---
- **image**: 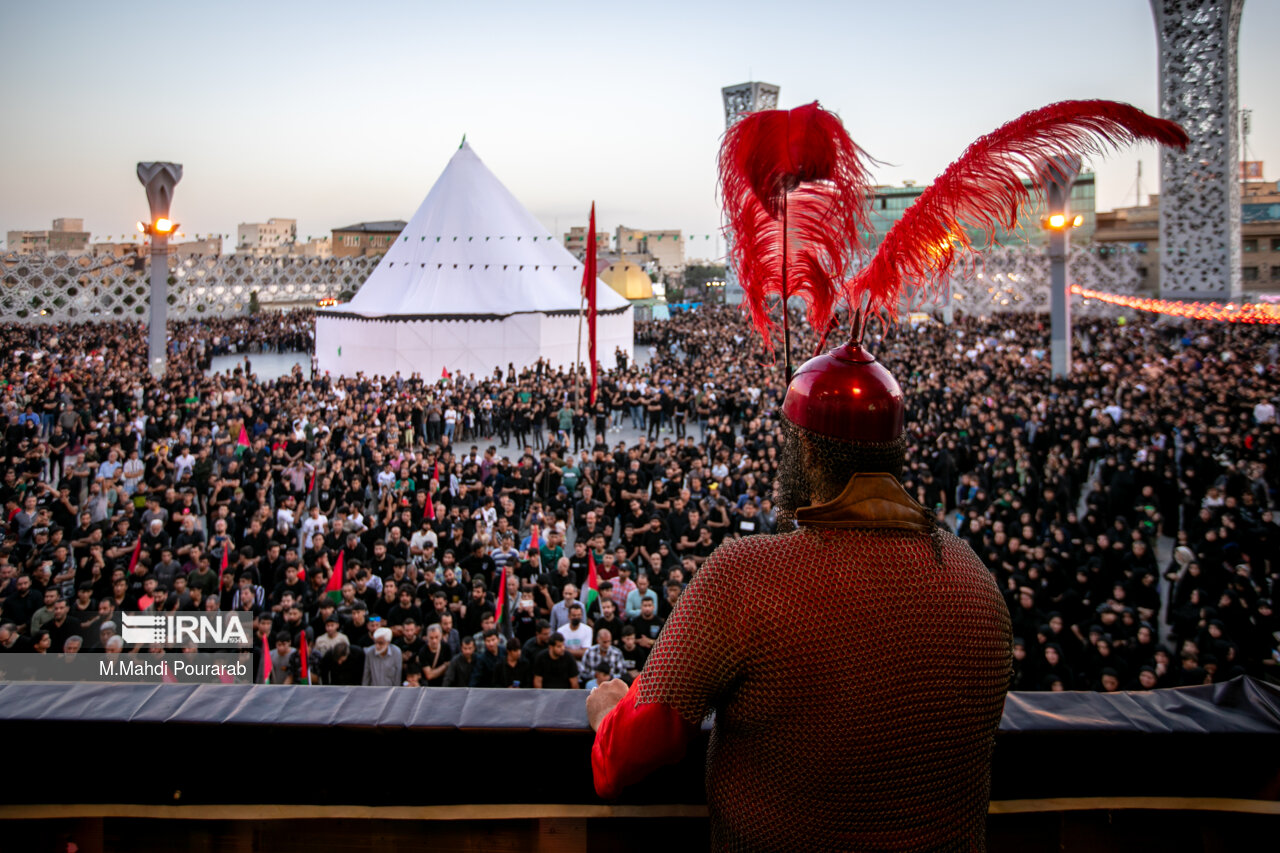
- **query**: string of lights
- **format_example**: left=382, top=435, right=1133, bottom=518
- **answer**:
left=1069, top=284, right=1280, bottom=324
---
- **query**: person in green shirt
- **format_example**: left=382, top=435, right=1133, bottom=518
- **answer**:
left=562, top=459, right=581, bottom=495
left=557, top=404, right=574, bottom=445
left=539, top=530, right=565, bottom=574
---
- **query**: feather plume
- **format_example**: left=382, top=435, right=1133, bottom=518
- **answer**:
left=719, top=102, right=872, bottom=347
left=848, top=99, right=1188, bottom=319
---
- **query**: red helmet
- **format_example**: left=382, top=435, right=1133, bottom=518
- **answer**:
left=780, top=330, right=903, bottom=444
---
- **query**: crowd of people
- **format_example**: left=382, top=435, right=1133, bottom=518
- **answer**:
left=1, top=302, right=1277, bottom=694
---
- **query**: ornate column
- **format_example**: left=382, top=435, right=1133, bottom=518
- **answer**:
left=1045, top=159, right=1081, bottom=379
left=1150, top=0, right=1245, bottom=298
left=137, top=162, right=183, bottom=376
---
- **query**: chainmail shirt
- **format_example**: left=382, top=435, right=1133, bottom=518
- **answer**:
left=635, top=523, right=1011, bottom=851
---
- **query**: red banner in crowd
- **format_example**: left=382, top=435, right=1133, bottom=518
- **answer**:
left=583, top=202, right=598, bottom=406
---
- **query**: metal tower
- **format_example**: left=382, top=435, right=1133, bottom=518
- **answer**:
left=1150, top=0, right=1245, bottom=298
left=721, top=82, right=780, bottom=306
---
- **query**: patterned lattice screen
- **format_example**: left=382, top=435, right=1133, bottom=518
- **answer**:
left=0, top=244, right=1137, bottom=325
left=0, top=252, right=379, bottom=324
left=941, top=244, right=1141, bottom=316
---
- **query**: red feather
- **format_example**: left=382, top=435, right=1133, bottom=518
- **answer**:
left=849, top=100, right=1189, bottom=319
left=719, top=102, right=871, bottom=347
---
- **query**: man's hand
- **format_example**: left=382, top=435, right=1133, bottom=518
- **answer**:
left=586, top=678, right=629, bottom=731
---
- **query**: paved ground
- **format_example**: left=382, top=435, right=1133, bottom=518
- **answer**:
left=207, top=351, right=309, bottom=381
left=208, top=347, right=669, bottom=460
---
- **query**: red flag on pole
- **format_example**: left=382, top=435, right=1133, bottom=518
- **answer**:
left=530, top=523, right=540, bottom=552
left=494, top=565, right=509, bottom=631
left=297, top=630, right=309, bottom=683
left=582, top=202, right=599, bottom=406
left=237, top=424, right=250, bottom=448
left=261, top=631, right=273, bottom=684
left=441, top=366, right=450, bottom=380
left=585, top=549, right=600, bottom=614
left=217, top=545, right=229, bottom=593
left=324, top=551, right=344, bottom=603
left=127, top=536, right=143, bottom=575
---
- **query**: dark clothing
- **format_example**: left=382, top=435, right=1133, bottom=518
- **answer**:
left=494, top=654, right=532, bottom=688
left=533, top=648, right=578, bottom=688
left=470, top=648, right=502, bottom=687
left=320, top=646, right=365, bottom=685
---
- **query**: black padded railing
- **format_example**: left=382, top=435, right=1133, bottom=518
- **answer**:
left=0, top=676, right=1275, bottom=811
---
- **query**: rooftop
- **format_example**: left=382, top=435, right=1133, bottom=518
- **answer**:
left=333, top=220, right=408, bottom=233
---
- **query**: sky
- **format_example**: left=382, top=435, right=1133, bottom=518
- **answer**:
left=2, top=0, right=1277, bottom=260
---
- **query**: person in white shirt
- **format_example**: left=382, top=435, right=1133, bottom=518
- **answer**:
left=276, top=504, right=295, bottom=533
left=375, top=464, right=396, bottom=497
left=121, top=451, right=145, bottom=497
left=558, top=603, right=593, bottom=660
left=1254, top=398, right=1276, bottom=425
left=174, top=448, right=196, bottom=482
left=410, top=523, right=438, bottom=559
left=300, top=506, right=328, bottom=550
left=444, top=407, right=458, bottom=439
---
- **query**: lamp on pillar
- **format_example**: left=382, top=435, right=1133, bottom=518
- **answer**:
left=136, top=162, right=183, bottom=377
left=1039, top=156, right=1082, bottom=379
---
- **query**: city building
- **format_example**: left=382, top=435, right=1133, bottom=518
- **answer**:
left=866, top=173, right=1097, bottom=249
left=564, top=225, right=611, bottom=256
left=1094, top=177, right=1280, bottom=294
left=331, top=220, right=407, bottom=257
left=90, top=236, right=223, bottom=259
left=292, top=237, right=332, bottom=258
left=237, top=218, right=297, bottom=255
left=6, top=218, right=90, bottom=255
left=615, top=225, right=685, bottom=271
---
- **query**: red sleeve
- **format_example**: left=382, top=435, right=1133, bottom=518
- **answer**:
left=591, top=675, right=698, bottom=799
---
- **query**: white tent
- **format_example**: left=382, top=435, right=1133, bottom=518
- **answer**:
left=315, top=142, right=633, bottom=379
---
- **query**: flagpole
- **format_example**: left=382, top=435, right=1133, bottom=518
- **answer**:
left=575, top=289, right=585, bottom=408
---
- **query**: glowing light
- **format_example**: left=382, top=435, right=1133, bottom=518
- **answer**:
left=1072, top=214, right=1084, bottom=228
left=153, top=218, right=175, bottom=234
left=135, top=221, right=146, bottom=233
left=1047, top=214, right=1066, bottom=229
left=1070, top=284, right=1280, bottom=324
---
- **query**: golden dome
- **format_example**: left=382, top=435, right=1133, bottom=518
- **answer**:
left=598, top=261, right=654, bottom=300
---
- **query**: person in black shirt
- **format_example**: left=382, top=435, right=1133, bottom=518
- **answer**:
left=568, top=540, right=591, bottom=583
left=533, top=633, right=579, bottom=689
left=417, top=624, right=452, bottom=686
left=522, top=620, right=552, bottom=661
left=387, top=588, right=424, bottom=636
left=319, top=638, right=365, bottom=686
left=459, top=579, right=493, bottom=636
left=347, top=605, right=375, bottom=648
left=617, top=625, right=648, bottom=675
left=593, top=596, right=625, bottom=645
left=398, top=619, right=426, bottom=673
left=629, top=597, right=664, bottom=650
left=271, top=564, right=308, bottom=610
left=494, top=642, right=532, bottom=688
left=658, top=580, right=683, bottom=620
